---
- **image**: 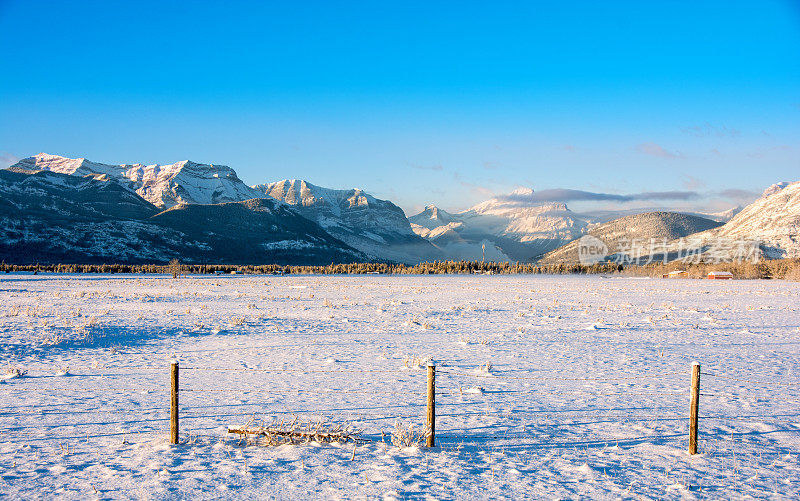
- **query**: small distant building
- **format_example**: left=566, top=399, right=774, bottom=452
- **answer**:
left=707, top=271, right=733, bottom=280
left=214, top=270, right=225, bottom=275
left=665, top=270, right=688, bottom=279
left=230, top=270, right=243, bottom=275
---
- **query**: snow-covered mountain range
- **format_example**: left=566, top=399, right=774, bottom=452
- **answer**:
left=10, top=154, right=435, bottom=263
left=14, top=153, right=267, bottom=208
left=538, top=181, right=800, bottom=264
left=0, top=163, right=363, bottom=264
left=5, top=153, right=799, bottom=265
left=539, top=212, right=723, bottom=264
left=253, top=179, right=440, bottom=264
left=669, top=181, right=800, bottom=260
left=410, top=188, right=591, bottom=261
left=410, top=186, right=779, bottom=264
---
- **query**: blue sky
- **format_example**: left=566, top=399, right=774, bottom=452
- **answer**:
left=1, top=1, right=798, bottom=215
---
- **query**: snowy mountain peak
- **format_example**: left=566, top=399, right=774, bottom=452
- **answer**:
left=255, top=179, right=387, bottom=216
left=411, top=189, right=588, bottom=262
left=425, top=205, right=446, bottom=219
left=689, top=180, right=800, bottom=259
left=409, top=205, right=454, bottom=230
left=762, top=181, right=790, bottom=197
left=19, top=153, right=128, bottom=179
left=10, top=153, right=266, bottom=208
left=254, top=179, right=436, bottom=263
left=129, top=159, right=264, bottom=208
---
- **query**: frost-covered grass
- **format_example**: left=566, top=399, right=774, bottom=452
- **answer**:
left=1, top=273, right=799, bottom=499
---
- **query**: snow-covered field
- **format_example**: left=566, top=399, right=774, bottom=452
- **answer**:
left=1, top=274, right=799, bottom=499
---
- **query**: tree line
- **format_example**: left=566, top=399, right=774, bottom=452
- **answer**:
left=1, top=258, right=798, bottom=279
left=0, top=260, right=621, bottom=275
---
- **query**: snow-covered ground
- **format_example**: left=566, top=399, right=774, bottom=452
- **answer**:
left=1, top=274, right=799, bottom=499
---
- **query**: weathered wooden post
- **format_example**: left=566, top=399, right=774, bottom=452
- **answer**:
left=170, top=361, right=179, bottom=445
left=426, top=362, right=436, bottom=447
left=689, top=361, right=700, bottom=454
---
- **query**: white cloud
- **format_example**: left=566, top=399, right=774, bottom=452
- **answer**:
left=635, top=142, right=680, bottom=159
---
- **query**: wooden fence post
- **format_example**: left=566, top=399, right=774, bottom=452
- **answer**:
left=170, top=361, right=179, bottom=445
left=426, top=363, right=436, bottom=447
left=689, top=361, right=700, bottom=455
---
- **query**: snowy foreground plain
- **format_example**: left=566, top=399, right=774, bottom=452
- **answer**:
left=1, top=274, right=799, bottom=500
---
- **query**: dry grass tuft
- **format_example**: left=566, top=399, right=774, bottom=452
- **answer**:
left=402, top=356, right=431, bottom=370
left=228, top=317, right=246, bottom=327
left=3, top=366, right=27, bottom=379
left=390, top=421, right=430, bottom=449
left=229, top=416, right=361, bottom=446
